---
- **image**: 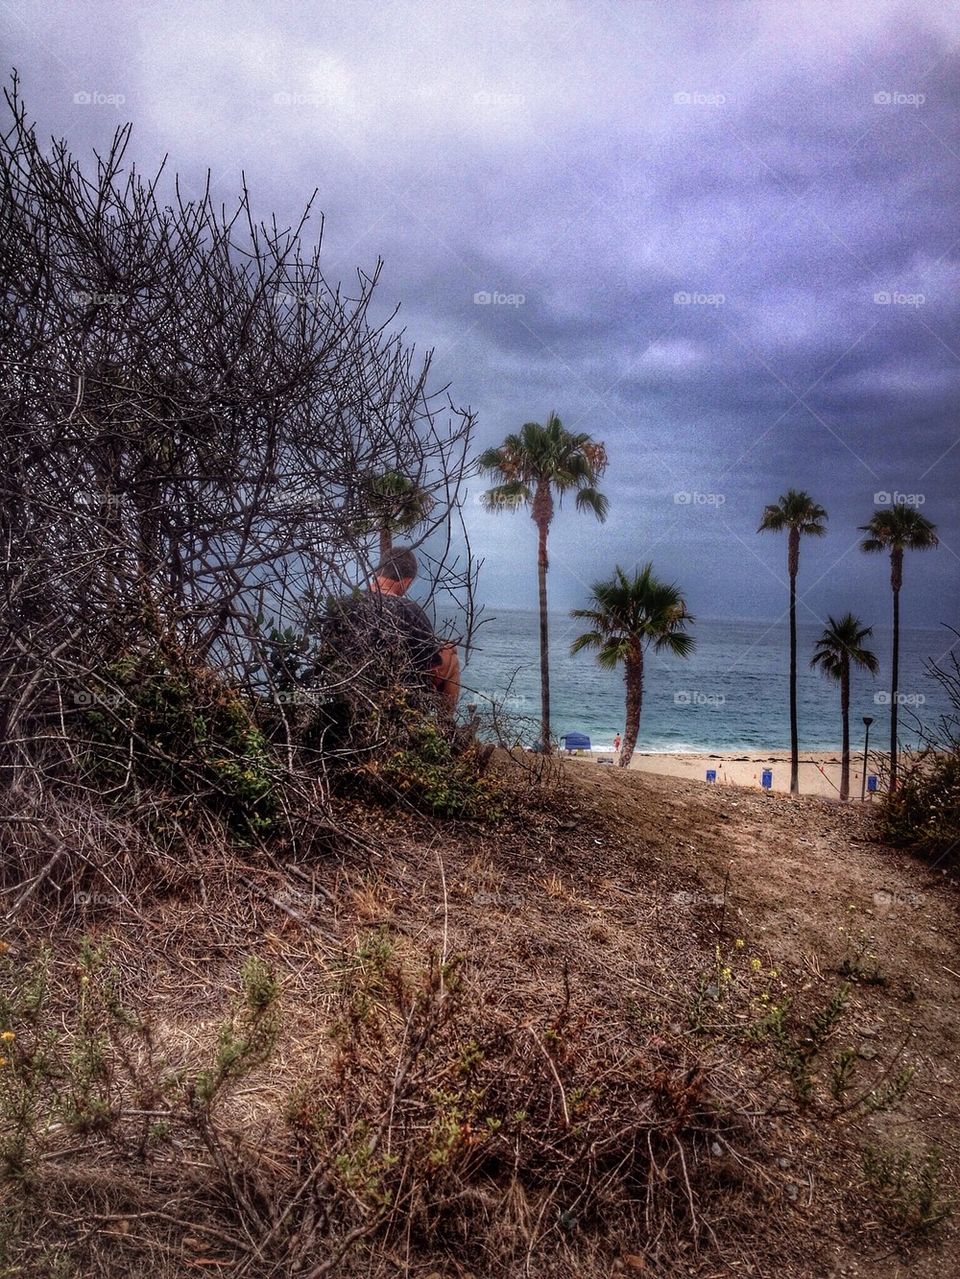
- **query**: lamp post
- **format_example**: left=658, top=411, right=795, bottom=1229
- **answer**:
left=861, top=716, right=874, bottom=802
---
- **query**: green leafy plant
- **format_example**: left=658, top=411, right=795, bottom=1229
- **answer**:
left=75, top=650, right=278, bottom=838
left=192, top=956, right=281, bottom=1107
left=838, top=927, right=887, bottom=986
left=364, top=707, right=501, bottom=819
left=862, top=1144, right=953, bottom=1238
left=830, top=1046, right=857, bottom=1101
left=884, top=748, right=960, bottom=866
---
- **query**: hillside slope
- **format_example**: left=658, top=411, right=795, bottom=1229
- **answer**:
left=3, top=762, right=958, bottom=1278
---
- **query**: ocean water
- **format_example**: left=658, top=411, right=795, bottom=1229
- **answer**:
left=458, top=609, right=957, bottom=753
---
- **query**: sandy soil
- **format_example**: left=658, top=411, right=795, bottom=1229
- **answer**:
left=22, top=758, right=958, bottom=1278
left=567, top=748, right=887, bottom=798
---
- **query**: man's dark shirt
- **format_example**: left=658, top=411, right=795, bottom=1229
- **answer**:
left=321, top=590, right=442, bottom=688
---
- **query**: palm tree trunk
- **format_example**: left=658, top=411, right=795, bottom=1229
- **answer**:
left=890, top=582, right=900, bottom=790
left=789, top=562, right=799, bottom=795
left=840, top=661, right=850, bottom=801
left=620, top=646, right=643, bottom=767
left=537, top=517, right=551, bottom=753
left=378, top=526, right=392, bottom=562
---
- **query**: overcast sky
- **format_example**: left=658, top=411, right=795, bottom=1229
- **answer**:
left=5, top=0, right=959, bottom=630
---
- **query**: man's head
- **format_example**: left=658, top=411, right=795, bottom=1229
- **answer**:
left=371, top=546, right=418, bottom=596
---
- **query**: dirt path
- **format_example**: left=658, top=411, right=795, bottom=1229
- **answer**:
left=557, top=767, right=960, bottom=1277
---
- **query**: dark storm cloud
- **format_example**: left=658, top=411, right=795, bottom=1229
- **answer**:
left=4, top=0, right=959, bottom=625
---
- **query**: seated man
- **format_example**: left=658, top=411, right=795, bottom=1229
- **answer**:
left=363, top=547, right=460, bottom=712
left=321, top=546, right=460, bottom=715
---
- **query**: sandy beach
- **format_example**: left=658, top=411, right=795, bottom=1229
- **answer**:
left=567, top=749, right=887, bottom=798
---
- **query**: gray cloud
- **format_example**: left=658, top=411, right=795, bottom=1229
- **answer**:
left=4, top=0, right=959, bottom=626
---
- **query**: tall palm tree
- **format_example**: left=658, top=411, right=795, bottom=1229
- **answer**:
left=810, top=614, right=879, bottom=801
left=758, top=490, right=828, bottom=794
left=570, top=563, right=695, bottom=768
left=480, top=414, right=607, bottom=753
left=859, top=505, right=938, bottom=788
left=357, top=469, right=435, bottom=560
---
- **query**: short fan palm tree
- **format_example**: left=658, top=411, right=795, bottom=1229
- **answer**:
left=357, top=469, right=435, bottom=561
left=758, top=490, right=828, bottom=794
left=480, top=413, right=608, bottom=752
left=859, top=505, right=938, bottom=788
left=810, top=614, right=879, bottom=801
left=570, top=563, right=695, bottom=768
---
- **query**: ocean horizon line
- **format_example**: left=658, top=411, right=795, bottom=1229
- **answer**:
left=467, top=606, right=953, bottom=635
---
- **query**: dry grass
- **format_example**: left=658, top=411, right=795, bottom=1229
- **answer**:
left=1, top=752, right=958, bottom=1277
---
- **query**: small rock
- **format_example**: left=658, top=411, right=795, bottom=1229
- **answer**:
left=785, top=1183, right=799, bottom=1201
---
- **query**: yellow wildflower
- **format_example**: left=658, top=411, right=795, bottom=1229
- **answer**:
left=750, top=957, right=762, bottom=972
left=734, top=938, right=745, bottom=949
left=0, top=1031, right=13, bottom=1043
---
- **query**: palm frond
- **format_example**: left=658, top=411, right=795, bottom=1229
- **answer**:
left=574, top=486, right=610, bottom=521
left=482, top=416, right=607, bottom=521
left=482, top=480, right=531, bottom=512
left=758, top=489, right=828, bottom=535
left=569, top=562, right=695, bottom=667
left=810, top=612, right=880, bottom=678
left=859, top=505, right=938, bottom=551
left=569, top=630, right=604, bottom=655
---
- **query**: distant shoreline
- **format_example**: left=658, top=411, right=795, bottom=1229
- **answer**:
left=564, top=748, right=890, bottom=798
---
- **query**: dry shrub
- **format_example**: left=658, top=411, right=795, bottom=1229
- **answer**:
left=0, top=931, right=775, bottom=1279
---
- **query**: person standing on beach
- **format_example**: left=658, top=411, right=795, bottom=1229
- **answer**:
left=613, top=732, right=622, bottom=759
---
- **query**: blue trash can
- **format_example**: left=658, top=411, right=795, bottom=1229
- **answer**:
left=761, top=769, right=773, bottom=790
left=706, top=769, right=717, bottom=783
left=867, top=775, right=878, bottom=794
